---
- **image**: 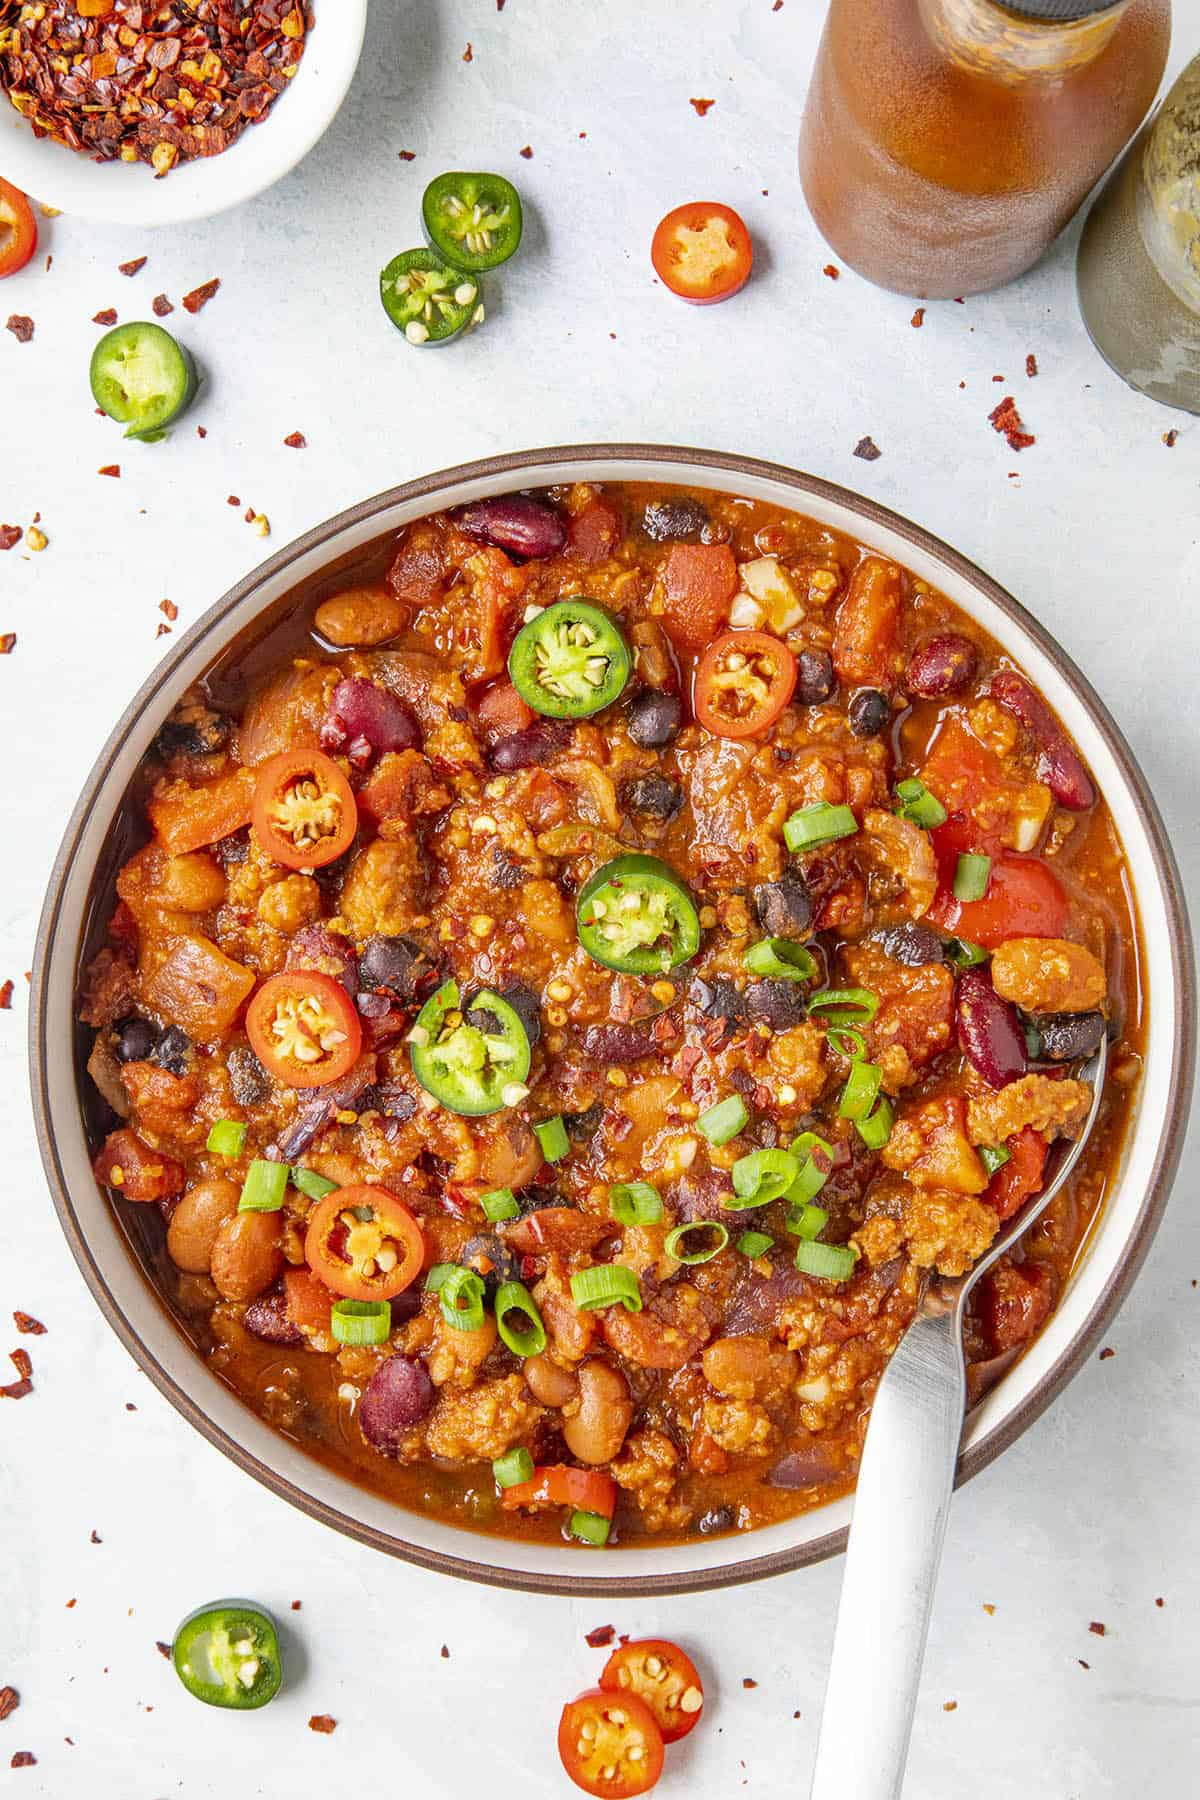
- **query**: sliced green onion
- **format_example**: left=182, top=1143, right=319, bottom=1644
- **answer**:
left=856, top=1095, right=894, bottom=1151
left=783, top=1131, right=834, bottom=1205
left=979, top=1144, right=1012, bottom=1178
left=534, top=1116, right=570, bottom=1163
left=494, top=1281, right=546, bottom=1357
left=424, top=1263, right=456, bottom=1293
left=795, top=1240, right=858, bottom=1281
left=480, top=1187, right=520, bottom=1222
left=945, top=936, right=988, bottom=968
left=743, top=938, right=818, bottom=983
left=238, top=1158, right=289, bottom=1213
left=609, top=1182, right=663, bottom=1226
left=206, top=1119, right=246, bottom=1157
left=1023, top=1021, right=1042, bottom=1060
left=807, top=987, right=880, bottom=1026
left=290, top=1166, right=338, bottom=1201
left=698, top=1094, right=749, bottom=1146
left=438, top=1265, right=487, bottom=1332
left=330, top=1299, right=391, bottom=1346
left=570, top=1265, right=643, bottom=1313
left=493, top=1447, right=535, bottom=1489
left=568, top=1509, right=611, bottom=1546
left=839, top=1058, right=884, bottom=1121
left=737, top=1230, right=774, bottom=1259
left=787, top=1201, right=828, bottom=1241
left=826, top=1025, right=867, bottom=1061
left=894, top=777, right=948, bottom=830
left=664, top=1220, right=729, bottom=1264
left=953, top=852, right=992, bottom=903
left=731, top=1147, right=799, bottom=1208
left=783, top=801, right=859, bottom=853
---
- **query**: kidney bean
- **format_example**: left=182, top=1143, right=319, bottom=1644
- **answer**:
left=905, top=632, right=979, bottom=698
left=641, top=496, right=708, bottom=542
left=626, top=689, right=682, bottom=748
left=673, top=1167, right=754, bottom=1227
left=745, top=980, right=808, bottom=1030
left=287, top=923, right=359, bottom=992
left=767, top=1442, right=844, bottom=1489
left=579, top=1020, right=660, bottom=1063
left=794, top=648, right=835, bottom=705
left=1031, top=1010, right=1106, bottom=1062
left=360, top=1355, right=435, bottom=1451
left=324, top=676, right=421, bottom=755
left=870, top=921, right=947, bottom=966
left=243, top=1289, right=304, bottom=1346
left=454, top=495, right=566, bottom=560
left=955, top=967, right=1027, bottom=1088
left=754, top=873, right=813, bottom=939
left=488, top=719, right=573, bottom=770
left=358, top=934, right=430, bottom=1000
left=988, top=670, right=1095, bottom=810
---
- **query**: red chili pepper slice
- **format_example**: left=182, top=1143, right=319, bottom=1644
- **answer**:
left=245, top=972, right=363, bottom=1089
left=599, top=1639, right=704, bottom=1743
left=694, top=630, right=797, bottom=738
left=0, top=180, right=37, bottom=281
left=651, top=202, right=752, bottom=304
left=557, top=1689, right=665, bottom=1797
left=500, top=1464, right=618, bottom=1518
left=251, top=749, right=357, bottom=870
left=304, top=1185, right=424, bottom=1301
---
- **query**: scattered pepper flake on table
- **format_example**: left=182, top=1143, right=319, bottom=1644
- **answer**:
left=98, top=465, right=120, bottom=479
left=823, top=262, right=839, bottom=279
left=283, top=431, right=307, bottom=449
left=118, top=258, right=147, bottom=278
left=853, top=435, right=882, bottom=461
left=519, top=145, right=533, bottom=159
left=182, top=278, right=220, bottom=315
left=462, top=41, right=473, bottom=61
left=1088, top=1621, right=1107, bottom=1636
left=0, top=527, right=21, bottom=552
left=440, top=1645, right=450, bottom=1659
left=742, top=1678, right=758, bottom=1690
left=89, top=1530, right=101, bottom=1545
left=155, top=1641, right=171, bottom=1660
left=92, top=309, right=117, bottom=327
left=989, top=395, right=1035, bottom=451
left=1025, top=352, right=1038, bottom=377
left=159, top=599, right=178, bottom=621
left=0, top=635, right=15, bottom=655
left=585, top=1625, right=616, bottom=1648
left=10, top=1752, right=36, bottom=1769
left=690, top=97, right=715, bottom=115
left=227, top=495, right=241, bottom=508
left=911, top=306, right=925, bottom=327
left=291, top=1600, right=302, bottom=1611
left=152, top=294, right=174, bottom=318
left=13, top=1313, right=44, bottom=1334
left=25, top=525, right=46, bottom=552
left=1156, top=1596, right=1165, bottom=1608
left=5, top=315, right=33, bottom=343
left=982, top=1603, right=996, bottom=1616
left=943, top=1700, right=958, bottom=1713
left=1098, top=1345, right=1115, bottom=1360
left=308, top=1714, right=338, bottom=1734
left=10, top=1349, right=32, bottom=1381
left=0, top=1688, right=18, bottom=1721
left=1163, top=429, right=1178, bottom=447
left=155, top=623, right=172, bottom=639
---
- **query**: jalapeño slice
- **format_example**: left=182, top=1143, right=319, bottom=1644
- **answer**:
left=576, top=854, right=701, bottom=975
left=508, top=599, right=632, bottom=719
left=409, top=978, right=532, bottom=1115
left=379, top=249, right=481, bottom=347
left=171, top=1601, right=282, bottom=1710
left=422, top=171, right=523, bottom=271
left=90, top=321, right=197, bottom=441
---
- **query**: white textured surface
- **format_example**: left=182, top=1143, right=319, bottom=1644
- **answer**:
left=2, top=3, right=1199, bottom=1795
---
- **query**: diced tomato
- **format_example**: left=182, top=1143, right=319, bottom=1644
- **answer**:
left=462, top=547, right=528, bottom=683
left=93, top=1129, right=185, bottom=1202
left=985, top=1126, right=1048, bottom=1223
left=0, top=178, right=37, bottom=280
left=148, top=767, right=256, bottom=855
left=568, top=496, right=624, bottom=563
left=475, top=679, right=535, bottom=744
left=357, top=749, right=450, bottom=825
left=660, top=543, right=738, bottom=653
left=920, top=719, right=1012, bottom=826
left=976, top=1259, right=1057, bottom=1355
left=283, top=1266, right=336, bottom=1333
left=929, top=846, right=1068, bottom=949
left=500, top=1464, right=618, bottom=1518
left=832, top=555, right=903, bottom=688
left=558, top=1690, right=665, bottom=1797
left=600, top=1640, right=704, bottom=1743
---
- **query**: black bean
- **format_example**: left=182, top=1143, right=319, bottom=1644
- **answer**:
left=624, top=773, right=683, bottom=820
left=460, top=1234, right=523, bottom=1297
left=753, top=874, right=813, bottom=939
left=564, top=1103, right=604, bottom=1141
left=626, top=689, right=682, bottom=749
left=215, top=832, right=249, bottom=866
left=358, top=934, right=431, bottom=1001
left=227, top=1045, right=269, bottom=1106
left=688, top=975, right=747, bottom=1022
left=744, top=980, right=808, bottom=1030
left=794, top=649, right=835, bottom=705
left=1032, top=1011, right=1106, bottom=1062
left=493, top=983, right=542, bottom=1049
left=870, top=922, right=948, bottom=967
left=372, top=1083, right=419, bottom=1122
left=114, top=1017, right=159, bottom=1064
left=151, top=1026, right=191, bottom=1075
left=642, top=497, right=708, bottom=542
left=848, top=687, right=891, bottom=738
left=154, top=707, right=232, bottom=760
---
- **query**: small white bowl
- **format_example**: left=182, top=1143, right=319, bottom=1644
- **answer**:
left=0, top=3, right=366, bottom=226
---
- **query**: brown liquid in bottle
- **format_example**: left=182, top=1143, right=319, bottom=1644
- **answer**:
left=799, top=0, right=1170, bottom=299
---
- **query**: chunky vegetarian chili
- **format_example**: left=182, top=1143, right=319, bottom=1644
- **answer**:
left=77, top=480, right=1143, bottom=1547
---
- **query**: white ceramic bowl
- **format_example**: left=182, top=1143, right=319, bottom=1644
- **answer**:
left=0, top=3, right=366, bottom=226
left=30, top=446, right=1195, bottom=1596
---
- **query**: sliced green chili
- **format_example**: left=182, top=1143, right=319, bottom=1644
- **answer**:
left=409, top=979, right=532, bottom=1116
left=576, top=854, right=701, bottom=975
left=509, top=599, right=631, bottom=719
left=493, top=1446, right=535, bottom=1489
left=379, top=249, right=481, bottom=346
left=171, top=1601, right=282, bottom=1711
left=979, top=1144, right=1012, bottom=1178
left=422, top=170, right=523, bottom=271
left=568, top=1509, right=611, bottom=1546
left=90, top=321, right=197, bottom=441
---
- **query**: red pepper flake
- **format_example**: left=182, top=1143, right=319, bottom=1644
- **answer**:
left=462, top=41, right=473, bottom=61
left=690, top=97, right=715, bottom=116
left=585, top=1625, right=616, bottom=1648
left=497, top=0, right=506, bottom=8
left=308, top=1714, right=338, bottom=1734
left=991, top=373, right=1004, bottom=382
left=943, top=1700, right=958, bottom=1713
left=227, top=495, right=241, bottom=507
left=90, top=1530, right=102, bottom=1544
left=439, top=1645, right=450, bottom=1659
left=1156, top=1596, right=1165, bottom=1608
left=398, top=149, right=416, bottom=161
left=118, top=258, right=147, bottom=278
left=6, top=315, right=34, bottom=343
left=911, top=306, right=925, bottom=327
left=283, top=431, right=307, bottom=449
left=98, top=465, right=120, bottom=478
left=125, top=1402, right=137, bottom=1411
left=982, top=1602, right=996, bottom=1616
left=155, top=1641, right=171, bottom=1659
left=519, top=145, right=533, bottom=159
left=182, top=278, right=220, bottom=315
left=0, top=1688, right=18, bottom=1721
left=10, top=1349, right=32, bottom=1380
left=1098, top=1345, right=1115, bottom=1360
left=1088, top=1621, right=1106, bottom=1636
left=10, top=1753, right=36, bottom=1769
left=13, top=1313, right=45, bottom=1335
left=0, top=525, right=22, bottom=552
left=159, top=599, right=178, bottom=621
left=0, top=634, right=15, bottom=655
left=152, top=294, right=174, bottom=317
left=773, top=0, right=783, bottom=9
left=1163, top=429, right=1178, bottom=447
left=155, top=623, right=172, bottom=639
left=0, top=981, right=13, bottom=1010
left=196, top=426, right=207, bottom=438
left=1078, top=1659, right=1090, bottom=1670
left=244, top=505, right=255, bottom=523
left=853, top=436, right=882, bottom=461
left=823, top=263, right=839, bottom=279
left=988, top=395, right=1035, bottom=452
left=742, top=1677, right=758, bottom=1690
left=1025, top=353, right=1038, bottom=378
left=92, top=308, right=117, bottom=326
left=65, top=1598, right=76, bottom=1609
left=291, top=1600, right=302, bottom=1611
left=0, top=1379, right=32, bottom=1399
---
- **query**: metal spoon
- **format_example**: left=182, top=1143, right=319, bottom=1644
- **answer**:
left=809, top=1039, right=1107, bottom=1800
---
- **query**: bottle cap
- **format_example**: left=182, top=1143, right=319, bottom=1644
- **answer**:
left=1002, top=0, right=1122, bottom=17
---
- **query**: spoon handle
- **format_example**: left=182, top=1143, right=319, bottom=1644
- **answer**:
left=809, top=1305, right=967, bottom=1800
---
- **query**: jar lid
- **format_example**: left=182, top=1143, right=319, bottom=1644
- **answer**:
left=1001, top=0, right=1122, bottom=17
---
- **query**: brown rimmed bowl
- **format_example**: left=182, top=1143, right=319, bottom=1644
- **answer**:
left=29, top=445, right=1195, bottom=1596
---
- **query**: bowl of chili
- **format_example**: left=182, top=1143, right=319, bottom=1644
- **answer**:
left=0, top=2, right=367, bottom=227
left=30, top=445, right=1194, bottom=1595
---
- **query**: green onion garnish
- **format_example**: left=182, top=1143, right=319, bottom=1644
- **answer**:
left=206, top=1119, right=247, bottom=1157
left=568, top=1509, right=611, bottom=1546
left=570, top=1265, right=643, bottom=1313
left=494, top=1281, right=546, bottom=1357
left=783, top=1131, right=834, bottom=1205
left=438, top=1265, right=487, bottom=1332
left=493, top=1447, right=534, bottom=1489
left=795, top=1240, right=858, bottom=1281
left=953, top=852, right=992, bottom=903
left=945, top=937, right=988, bottom=968
left=330, top=1299, right=392, bottom=1346
left=238, top=1158, right=289, bottom=1213
left=480, top=1187, right=520, bottom=1222
left=839, top=1058, right=883, bottom=1121
left=894, top=777, right=948, bottom=830
left=424, top=1263, right=456, bottom=1293
left=534, top=1116, right=570, bottom=1163
left=730, top=1147, right=799, bottom=1208
left=787, top=1202, right=828, bottom=1241
left=290, top=1166, right=338, bottom=1201
left=826, top=1025, right=867, bottom=1061
left=808, top=987, right=879, bottom=1026
left=736, top=1230, right=774, bottom=1259
left=783, top=801, right=859, bottom=853
left=855, top=1095, right=894, bottom=1151
left=664, top=1220, right=729, bottom=1265
left=609, top=1182, right=663, bottom=1226
left=698, top=1094, right=749, bottom=1146
left=979, top=1144, right=1012, bottom=1178
left=743, top=938, right=818, bottom=983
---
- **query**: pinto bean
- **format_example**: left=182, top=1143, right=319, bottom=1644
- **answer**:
left=904, top=632, right=979, bottom=698
left=209, top=1210, right=284, bottom=1302
left=955, top=967, right=1027, bottom=1089
left=524, top=1353, right=580, bottom=1408
left=702, top=1334, right=798, bottom=1401
left=314, top=585, right=406, bottom=648
left=166, top=1178, right=241, bottom=1275
left=562, top=1359, right=634, bottom=1464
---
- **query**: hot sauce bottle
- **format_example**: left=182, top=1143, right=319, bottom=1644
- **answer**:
left=799, top=0, right=1170, bottom=299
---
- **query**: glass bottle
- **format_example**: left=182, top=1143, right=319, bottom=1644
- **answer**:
left=798, top=0, right=1171, bottom=300
left=1077, top=56, right=1200, bottom=412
